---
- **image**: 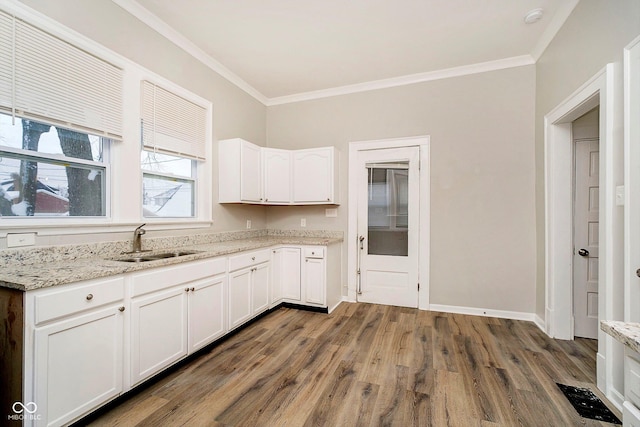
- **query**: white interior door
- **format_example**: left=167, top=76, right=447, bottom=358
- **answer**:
left=356, top=147, right=419, bottom=307
left=573, top=139, right=600, bottom=339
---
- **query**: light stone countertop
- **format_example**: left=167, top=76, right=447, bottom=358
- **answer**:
left=601, top=320, right=640, bottom=354
left=0, top=231, right=342, bottom=292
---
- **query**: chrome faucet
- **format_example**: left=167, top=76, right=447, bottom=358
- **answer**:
left=132, top=224, right=147, bottom=253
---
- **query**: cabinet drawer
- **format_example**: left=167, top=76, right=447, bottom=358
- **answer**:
left=304, top=247, right=325, bottom=259
left=628, top=353, right=640, bottom=408
left=131, top=258, right=226, bottom=297
left=34, top=276, right=125, bottom=325
left=229, top=249, right=270, bottom=271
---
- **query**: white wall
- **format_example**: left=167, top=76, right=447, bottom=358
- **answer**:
left=534, top=0, right=640, bottom=403
left=267, top=65, right=537, bottom=314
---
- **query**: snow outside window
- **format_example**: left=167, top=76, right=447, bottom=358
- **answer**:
left=0, top=113, right=107, bottom=217
left=141, top=150, right=195, bottom=218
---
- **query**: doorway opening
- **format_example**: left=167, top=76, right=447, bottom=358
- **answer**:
left=544, top=63, right=622, bottom=403
left=572, top=108, right=600, bottom=340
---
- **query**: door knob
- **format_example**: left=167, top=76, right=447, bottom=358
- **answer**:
left=578, top=248, right=589, bottom=257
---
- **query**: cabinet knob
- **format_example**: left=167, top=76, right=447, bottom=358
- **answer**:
left=86, top=294, right=93, bottom=301
left=118, top=306, right=125, bottom=312
left=327, top=198, right=330, bottom=201
left=265, top=198, right=268, bottom=202
left=185, top=288, right=190, bottom=292
left=190, top=287, right=195, bottom=292
left=252, top=256, right=256, bottom=261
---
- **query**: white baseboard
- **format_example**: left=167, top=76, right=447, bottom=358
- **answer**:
left=429, top=304, right=537, bottom=323
left=534, top=314, right=546, bottom=333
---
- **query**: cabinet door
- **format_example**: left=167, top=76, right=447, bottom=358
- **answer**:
left=293, top=148, right=334, bottom=203
left=130, top=287, right=188, bottom=386
left=263, top=148, right=291, bottom=203
left=34, top=305, right=124, bottom=427
left=304, top=257, right=326, bottom=305
left=189, top=275, right=227, bottom=353
left=252, top=262, right=270, bottom=315
left=229, top=268, right=252, bottom=330
left=277, top=248, right=301, bottom=301
left=241, top=140, right=263, bottom=202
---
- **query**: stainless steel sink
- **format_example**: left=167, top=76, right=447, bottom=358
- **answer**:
left=114, top=250, right=200, bottom=263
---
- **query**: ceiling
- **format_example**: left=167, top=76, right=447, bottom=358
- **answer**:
left=115, top=0, right=579, bottom=104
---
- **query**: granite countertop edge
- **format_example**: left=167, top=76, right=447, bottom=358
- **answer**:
left=601, top=320, right=640, bottom=353
left=1, top=235, right=343, bottom=292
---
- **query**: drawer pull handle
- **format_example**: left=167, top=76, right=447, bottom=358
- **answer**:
left=86, top=294, right=94, bottom=301
left=118, top=306, right=125, bottom=312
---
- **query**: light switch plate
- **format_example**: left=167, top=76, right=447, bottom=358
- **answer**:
left=7, top=233, right=36, bottom=248
left=325, top=208, right=338, bottom=217
left=246, top=220, right=251, bottom=229
left=301, top=218, right=306, bottom=227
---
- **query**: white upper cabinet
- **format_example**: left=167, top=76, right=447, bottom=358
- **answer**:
left=293, top=147, right=338, bottom=204
left=263, top=148, right=291, bottom=204
left=218, top=138, right=263, bottom=203
left=218, top=139, right=338, bottom=205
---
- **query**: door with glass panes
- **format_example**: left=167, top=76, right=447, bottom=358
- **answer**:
left=356, top=147, right=420, bottom=307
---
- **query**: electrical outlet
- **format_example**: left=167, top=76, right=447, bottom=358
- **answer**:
left=301, top=218, right=306, bottom=227
left=246, top=220, right=252, bottom=229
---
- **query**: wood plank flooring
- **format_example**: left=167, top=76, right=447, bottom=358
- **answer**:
left=85, top=303, right=621, bottom=426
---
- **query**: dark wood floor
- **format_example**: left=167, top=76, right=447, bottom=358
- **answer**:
left=87, top=303, right=620, bottom=426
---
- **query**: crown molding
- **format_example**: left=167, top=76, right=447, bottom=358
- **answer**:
left=530, top=0, right=580, bottom=61
left=111, top=0, right=269, bottom=105
left=111, top=0, right=569, bottom=107
left=266, top=55, right=535, bottom=106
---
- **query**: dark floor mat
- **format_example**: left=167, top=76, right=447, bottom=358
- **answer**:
left=556, top=383, right=621, bottom=424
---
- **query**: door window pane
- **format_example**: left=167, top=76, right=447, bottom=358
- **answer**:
left=367, top=166, right=409, bottom=256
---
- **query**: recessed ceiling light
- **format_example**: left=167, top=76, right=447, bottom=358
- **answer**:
left=524, top=8, right=544, bottom=24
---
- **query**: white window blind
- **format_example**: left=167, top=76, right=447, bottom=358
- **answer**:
left=141, top=80, right=207, bottom=161
left=0, top=10, right=123, bottom=140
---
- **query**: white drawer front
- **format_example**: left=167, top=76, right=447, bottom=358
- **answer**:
left=229, top=249, right=270, bottom=272
left=131, top=258, right=226, bottom=297
left=304, top=247, right=325, bottom=259
left=34, top=276, right=125, bottom=325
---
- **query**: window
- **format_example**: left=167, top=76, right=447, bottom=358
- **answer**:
left=0, top=113, right=108, bottom=217
left=141, top=150, right=194, bottom=218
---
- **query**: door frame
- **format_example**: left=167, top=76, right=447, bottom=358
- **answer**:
left=347, top=136, right=430, bottom=309
left=544, top=63, right=623, bottom=404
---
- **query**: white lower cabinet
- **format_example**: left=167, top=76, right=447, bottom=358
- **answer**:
left=228, top=249, right=270, bottom=330
left=271, top=245, right=329, bottom=308
left=130, top=258, right=227, bottom=386
left=271, top=247, right=301, bottom=303
left=23, top=243, right=337, bottom=426
left=228, top=267, right=252, bottom=329
left=29, top=276, right=126, bottom=427
left=188, top=274, right=227, bottom=353
left=625, top=348, right=640, bottom=426
left=130, top=285, right=188, bottom=386
left=303, top=247, right=326, bottom=306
